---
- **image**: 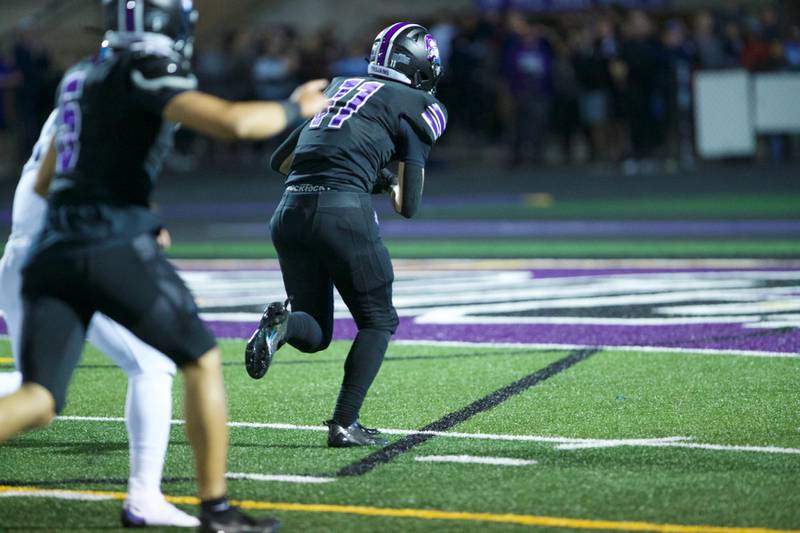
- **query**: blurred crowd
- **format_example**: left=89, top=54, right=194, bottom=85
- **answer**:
left=2, top=2, right=800, bottom=174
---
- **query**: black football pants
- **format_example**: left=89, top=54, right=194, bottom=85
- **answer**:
left=20, top=234, right=216, bottom=412
left=270, top=191, right=398, bottom=426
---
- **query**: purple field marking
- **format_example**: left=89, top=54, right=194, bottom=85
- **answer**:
left=197, top=318, right=799, bottom=355
left=526, top=267, right=800, bottom=278
left=376, top=219, right=800, bottom=238
left=1, top=267, right=797, bottom=355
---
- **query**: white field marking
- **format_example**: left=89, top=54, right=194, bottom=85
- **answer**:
left=557, top=437, right=693, bottom=450
left=414, top=455, right=537, bottom=466
left=54, top=416, right=800, bottom=456
left=412, top=285, right=800, bottom=324
left=0, top=489, right=113, bottom=501
left=2, top=333, right=796, bottom=359
left=657, top=300, right=800, bottom=316
left=226, top=472, right=334, bottom=484
left=171, top=257, right=800, bottom=271
left=745, top=321, right=800, bottom=329
left=199, top=311, right=774, bottom=326
left=390, top=339, right=800, bottom=359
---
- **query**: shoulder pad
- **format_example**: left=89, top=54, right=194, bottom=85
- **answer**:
left=130, top=54, right=197, bottom=92
left=406, top=92, right=447, bottom=144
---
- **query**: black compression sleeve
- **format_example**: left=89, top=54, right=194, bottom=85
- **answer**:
left=269, top=121, right=307, bottom=174
left=398, top=117, right=431, bottom=168
left=397, top=163, right=424, bottom=218
left=395, top=118, right=431, bottom=218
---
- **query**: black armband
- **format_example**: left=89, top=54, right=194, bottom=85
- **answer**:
left=279, top=100, right=301, bottom=127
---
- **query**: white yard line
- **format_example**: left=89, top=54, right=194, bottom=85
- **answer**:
left=414, top=455, right=536, bottom=466
left=226, top=472, right=334, bottom=484
left=0, top=489, right=114, bottom=501
left=414, top=455, right=537, bottom=466
left=55, top=416, right=800, bottom=456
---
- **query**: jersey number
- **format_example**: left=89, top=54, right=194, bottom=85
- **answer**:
left=309, top=78, right=384, bottom=130
left=56, top=71, right=87, bottom=173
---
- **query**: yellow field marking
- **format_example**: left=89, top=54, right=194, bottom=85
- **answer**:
left=1, top=485, right=798, bottom=533
left=0, top=357, right=13, bottom=364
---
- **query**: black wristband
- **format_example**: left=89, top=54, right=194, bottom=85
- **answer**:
left=280, top=100, right=301, bottom=126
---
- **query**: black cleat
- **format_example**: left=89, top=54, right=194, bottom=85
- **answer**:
left=245, top=298, right=290, bottom=380
left=199, top=506, right=280, bottom=533
left=325, top=420, right=388, bottom=448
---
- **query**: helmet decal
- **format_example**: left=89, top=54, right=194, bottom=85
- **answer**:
left=424, top=34, right=440, bottom=65
left=368, top=22, right=443, bottom=93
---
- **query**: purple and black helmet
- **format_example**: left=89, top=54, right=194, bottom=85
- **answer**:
left=102, top=0, right=197, bottom=57
left=368, top=22, right=443, bottom=93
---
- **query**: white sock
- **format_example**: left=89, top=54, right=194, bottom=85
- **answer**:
left=125, top=372, right=174, bottom=501
left=0, top=371, right=23, bottom=397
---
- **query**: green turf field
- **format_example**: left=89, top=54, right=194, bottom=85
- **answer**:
left=1, top=339, right=798, bottom=532
left=166, top=239, right=800, bottom=259
left=417, top=193, right=800, bottom=220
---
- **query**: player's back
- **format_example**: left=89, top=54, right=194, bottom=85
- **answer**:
left=287, top=76, right=444, bottom=192
left=50, top=47, right=191, bottom=209
left=39, top=46, right=195, bottom=247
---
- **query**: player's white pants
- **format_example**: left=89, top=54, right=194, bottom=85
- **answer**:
left=0, top=241, right=176, bottom=500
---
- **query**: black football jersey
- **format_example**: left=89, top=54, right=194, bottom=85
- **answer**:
left=286, top=76, right=447, bottom=192
left=43, top=47, right=196, bottom=243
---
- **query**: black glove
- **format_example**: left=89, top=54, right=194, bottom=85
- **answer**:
left=372, top=167, right=398, bottom=194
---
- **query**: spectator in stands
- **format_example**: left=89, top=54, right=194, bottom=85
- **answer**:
left=252, top=28, right=299, bottom=100
left=502, top=12, right=554, bottom=166
left=784, top=25, right=800, bottom=70
left=297, top=27, right=335, bottom=81
left=662, top=19, right=696, bottom=167
left=196, top=32, right=248, bottom=101
left=445, top=14, right=498, bottom=144
left=12, top=20, right=52, bottom=163
left=740, top=26, right=774, bottom=71
left=692, top=10, right=728, bottom=68
left=722, top=20, right=745, bottom=64
left=329, top=40, right=368, bottom=78
left=551, top=30, right=580, bottom=163
left=0, top=49, right=21, bottom=132
left=573, top=22, right=613, bottom=161
left=617, top=10, right=667, bottom=173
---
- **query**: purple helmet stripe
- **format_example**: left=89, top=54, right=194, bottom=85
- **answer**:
left=125, top=1, right=135, bottom=31
left=377, top=22, right=409, bottom=66
left=431, top=104, right=446, bottom=132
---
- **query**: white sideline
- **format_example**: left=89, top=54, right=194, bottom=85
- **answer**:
left=0, top=490, right=113, bottom=501
left=415, top=455, right=537, bottom=466
left=56, top=416, right=800, bottom=456
left=391, top=339, right=800, bottom=359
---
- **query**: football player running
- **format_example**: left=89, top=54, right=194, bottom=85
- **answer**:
left=0, top=111, right=198, bottom=527
left=0, top=1, right=327, bottom=532
left=245, top=23, right=447, bottom=447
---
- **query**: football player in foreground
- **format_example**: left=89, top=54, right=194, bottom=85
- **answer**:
left=0, top=111, right=198, bottom=527
left=245, top=23, right=447, bottom=447
left=0, top=1, right=327, bottom=531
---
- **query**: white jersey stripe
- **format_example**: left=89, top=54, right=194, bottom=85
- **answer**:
left=427, top=105, right=443, bottom=135
left=431, top=103, right=447, bottom=132
left=421, top=111, right=439, bottom=140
